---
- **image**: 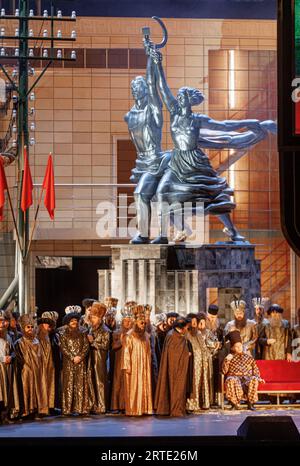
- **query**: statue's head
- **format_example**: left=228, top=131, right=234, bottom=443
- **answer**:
left=177, top=87, right=204, bottom=108
left=131, top=76, right=148, bottom=100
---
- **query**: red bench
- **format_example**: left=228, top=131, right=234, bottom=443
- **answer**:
left=221, top=360, right=300, bottom=409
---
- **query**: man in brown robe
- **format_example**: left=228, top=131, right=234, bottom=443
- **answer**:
left=122, top=305, right=153, bottom=416
left=155, top=317, right=193, bottom=417
left=37, top=313, right=56, bottom=413
left=0, top=311, right=19, bottom=423
left=15, top=314, right=48, bottom=418
left=111, top=307, right=133, bottom=412
left=222, top=330, right=263, bottom=410
left=259, top=304, right=292, bottom=360
left=87, top=302, right=111, bottom=414
left=60, top=311, right=90, bottom=415
left=224, top=300, right=258, bottom=356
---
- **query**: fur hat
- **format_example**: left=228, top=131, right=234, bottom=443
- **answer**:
left=208, top=304, right=219, bottom=315
left=90, top=302, right=107, bottom=319
left=197, top=312, right=207, bottom=321
left=38, top=311, right=59, bottom=326
left=65, top=305, right=81, bottom=315
left=166, top=312, right=179, bottom=320
left=19, top=313, right=36, bottom=330
left=82, top=298, right=96, bottom=309
left=226, top=330, right=242, bottom=347
left=173, top=317, right=190, bottom=329
left=41, top=311, right=59, bottom=322
left=62, top=312, right=81, bottom=326
left=230, top=300, right=246, bottom=313
left=187, top=312, right=200, bottom=321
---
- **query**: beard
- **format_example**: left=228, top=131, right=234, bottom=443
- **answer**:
left=189, top=327, right=198, bottom=336
left=235, top=315, right=247, bottom=329
left=38, top=327, right=50, bottom=340
left=269, top=316, right=283, bottom=328
left=255, top=313, right=264, bottom=324
left=207, top=318, right=219, bottom=332
left=133, top=324, right=146, bottom=339
left=0, top=328, right=7, bottom=338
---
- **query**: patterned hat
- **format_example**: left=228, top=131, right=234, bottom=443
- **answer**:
left=252, top=297, right=270, bottom=310
left=104, top=297, right=118, bottom=309
left=230, top=300, right=246, bottom=312
left=90, top=302, right=107, bottom=319
left=42, top=311, right=59, bottom=322
left=121, top=307, right=134, bottom=319
left=132, top=304, right=147, bottom=320
left=153, top=313, right=167, bottom=326
left=38, top=311, right=59, bottom=326
left=19, top=313, right=36, bottom=330
left=65, top=305, right=81, bottom=315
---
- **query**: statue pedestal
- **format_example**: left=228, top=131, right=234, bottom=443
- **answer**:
left=98, top=243, right=260, bottom=317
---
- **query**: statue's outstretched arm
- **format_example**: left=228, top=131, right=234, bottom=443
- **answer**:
left=200, top=114, right=261, bottom=132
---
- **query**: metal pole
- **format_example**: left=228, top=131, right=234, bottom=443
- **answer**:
left=17, top=0, right=29, bottom=314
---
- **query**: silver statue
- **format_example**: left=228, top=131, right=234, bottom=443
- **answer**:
left=124, top=18, right=171, bottom=244
left=127, top=17, right=277, bottom=244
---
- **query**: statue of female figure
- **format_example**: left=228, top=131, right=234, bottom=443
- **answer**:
left=148, top=47, right=275, bottom=244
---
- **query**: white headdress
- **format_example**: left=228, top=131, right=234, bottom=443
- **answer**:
left=252, top=297, right=270, bottom=309
left=64, top=305, right=81, bottom=315
left=230, top=300, right=246, bottom=312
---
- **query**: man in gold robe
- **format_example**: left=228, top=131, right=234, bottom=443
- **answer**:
left=122, top=305, right=153, bottom=416
left=259, top=304, right=292, bottom=360
left=0, top=310, right=19, bottom=423
left=87, top=302, right=111, bottom=414
left=111, top=305, right=133, bottom=412
left=224, top=300, right=258, bottom=356
left=15, top=314, right=48, bottom=418
left=60, top=311, right=90, bottom=415
left=155, top=317, right=193, bottom=417
left=37, top=313, right=56, bottom=413
left=186, top=313, right=213, bottom=412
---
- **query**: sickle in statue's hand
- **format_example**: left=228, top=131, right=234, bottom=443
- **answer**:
left=151, top=16, right=168, bottom=49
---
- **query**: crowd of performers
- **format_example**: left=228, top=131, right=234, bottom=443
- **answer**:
left=0, top=297, right=298, bottom=423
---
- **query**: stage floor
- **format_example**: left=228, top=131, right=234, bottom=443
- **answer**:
left=1, top=407, right=300, bottom=438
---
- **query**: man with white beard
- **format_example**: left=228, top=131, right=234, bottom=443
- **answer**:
left=259, top=304, right=292, bottom=361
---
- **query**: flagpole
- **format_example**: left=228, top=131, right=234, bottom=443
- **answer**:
left=25, top=186, right=44, bottom=260
left=6, top=187, right=23, bottom=255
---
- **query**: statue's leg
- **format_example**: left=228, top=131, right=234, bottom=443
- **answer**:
left=150, top=171, right=174, bottom=244
left=218, top=212, right=245, bottom=242
left=130, top=173, right=159, bottom=244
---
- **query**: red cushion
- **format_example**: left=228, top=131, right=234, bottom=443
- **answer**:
left=258, top=382, right=300, bottom=391
left=257, top=360, right=300, bottom=382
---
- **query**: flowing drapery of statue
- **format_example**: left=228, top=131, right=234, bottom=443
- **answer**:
left=126, top=17, right=277, bottom=244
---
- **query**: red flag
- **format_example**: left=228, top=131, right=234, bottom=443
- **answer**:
left=42, top=154, right=55, bottom=219
left=21, top=146, right=33, bottom=212
left=0, top=157, right=8, bottom=221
